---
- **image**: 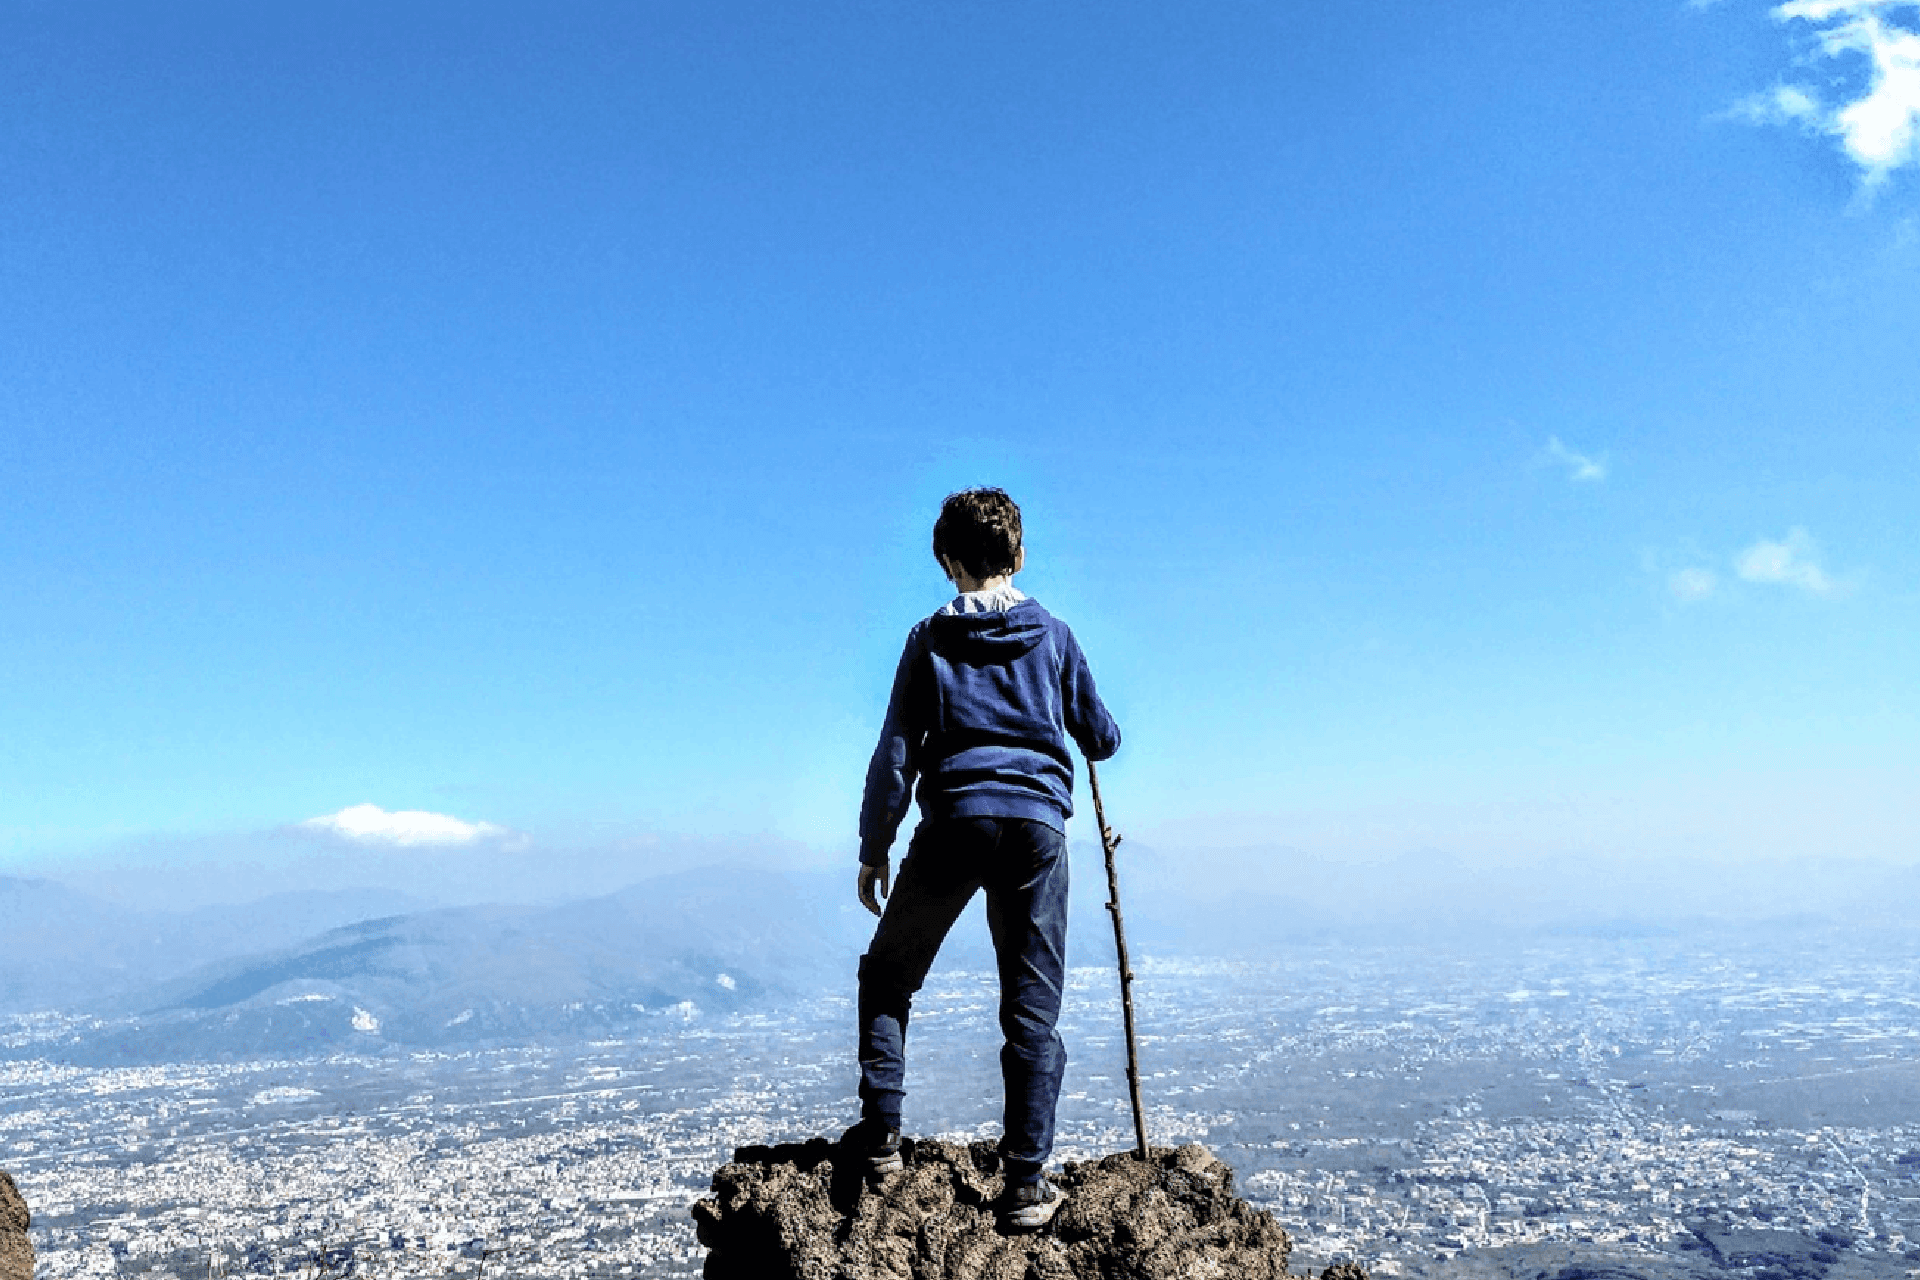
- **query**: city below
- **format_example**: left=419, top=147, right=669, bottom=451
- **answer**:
left=6, top=930, right=1920, bottom=1279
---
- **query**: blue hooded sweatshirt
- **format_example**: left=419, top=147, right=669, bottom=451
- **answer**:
left=858, top=595, right=1121, bottom=866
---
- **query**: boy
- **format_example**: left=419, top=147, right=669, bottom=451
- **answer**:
left=846, top=487, right=1121, bottom=1230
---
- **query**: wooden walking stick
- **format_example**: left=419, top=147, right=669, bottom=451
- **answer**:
left=1086, top=757, right=1150, bottom=1161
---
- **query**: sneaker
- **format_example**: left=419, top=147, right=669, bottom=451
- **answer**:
left=840, top=1119, right=904, bottom=1176
left=998, top=1177, right=1063, bottom=1230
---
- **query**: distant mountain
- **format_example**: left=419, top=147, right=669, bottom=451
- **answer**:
left=0, top=877, right=428, bottom=1014
left=169, top=887, right=439, bottom=965
left=15, top=849, right=1920, bottom=1063
left=16, top=866, right=871, bottom=1063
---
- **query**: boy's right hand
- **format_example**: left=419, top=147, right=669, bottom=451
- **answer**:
left=858, top=861, right=891, bottom=917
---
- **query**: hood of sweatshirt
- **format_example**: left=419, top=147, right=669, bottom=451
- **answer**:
left=925, top=597, right=1048, bottom=662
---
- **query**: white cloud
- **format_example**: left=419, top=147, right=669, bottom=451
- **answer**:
left=1773, top=83, right=1825, bottom=119
left=303, top=803, right=506, bottom=847
left=1734, top=527, right=1835, bottom=592
left=1669, top=566, right=1720, bottom=601
left=1745, top=0, right=1920, bottom=185
left=1544, top=436, right=1608, bottom=482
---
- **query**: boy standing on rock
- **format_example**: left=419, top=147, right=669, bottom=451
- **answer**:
left=846, top=487, right=1122, bottom=1230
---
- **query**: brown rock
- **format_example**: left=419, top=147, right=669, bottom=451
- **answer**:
left=693, top=1135, right=1296, bottom=1280
left=0, top=1169, right=32, bottom=1280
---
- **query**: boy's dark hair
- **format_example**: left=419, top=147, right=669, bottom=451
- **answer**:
left=932, top=488, right=1023, bottom=579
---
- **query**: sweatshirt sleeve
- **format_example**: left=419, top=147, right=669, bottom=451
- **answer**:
left=1060, top=623, right=1121, bottom=763
left=857, top=626, right=928, bottom=866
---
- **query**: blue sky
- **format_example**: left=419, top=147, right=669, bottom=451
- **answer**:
left=2, top=0, right=1916, bottom=896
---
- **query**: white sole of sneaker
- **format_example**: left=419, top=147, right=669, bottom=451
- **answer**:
left=1001, top=1192, right=1062, bottom=1230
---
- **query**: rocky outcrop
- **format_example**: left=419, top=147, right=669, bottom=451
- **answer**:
left=0, top=1170, right=31, bottom=1280
left=694, top=1135, right=1296, bottom=1279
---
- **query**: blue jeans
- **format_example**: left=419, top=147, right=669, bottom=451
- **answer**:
left=857, top=815, right=1070, bottom=1179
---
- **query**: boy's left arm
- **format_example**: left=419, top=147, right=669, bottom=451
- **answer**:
left=1060, top=625, right=1121, bottom=762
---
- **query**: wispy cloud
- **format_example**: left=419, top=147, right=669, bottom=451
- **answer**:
left=1668, top=566, right=1720, bottom=601
left=1738, top=0, right=1920, bottom=186
left=1735, top=527, right=1836, bottom=592
left=1544, top=436, right=1608, bottom=482
left=303, top=803, right=507, bottom=847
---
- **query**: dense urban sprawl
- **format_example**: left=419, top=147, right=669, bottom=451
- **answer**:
left=7, top=935, right=1920, bottom=1278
